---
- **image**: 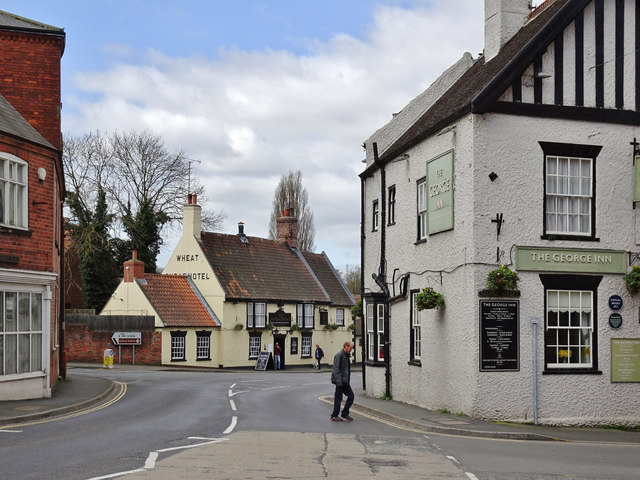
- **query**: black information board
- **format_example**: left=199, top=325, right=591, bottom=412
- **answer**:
left=480, top=300, right=519, bottom=371
left=255, top=351, right=271, bottom=371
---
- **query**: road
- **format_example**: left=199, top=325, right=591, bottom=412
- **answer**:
left=1, top=367, right=639, bottom=479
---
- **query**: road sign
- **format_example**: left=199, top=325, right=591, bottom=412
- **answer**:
left=111, top=332, right=142, bottom=345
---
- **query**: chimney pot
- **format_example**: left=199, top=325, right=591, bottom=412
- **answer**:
left=187, top=194, right=193, bottom=204
left=193, top=194, right=198, bottom=204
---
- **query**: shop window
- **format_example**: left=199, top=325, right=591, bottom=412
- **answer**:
left=247, top=302, right=266, bottom=328
left=540, top=274, right=602, bottom=374
left=364, top=295, right=386, bottom=364
left=0, top=291, right=43, bottom=375
left=170, top=331, right=187, bottom=361
left=196, top=330, right=211, bottom=360
left=540, top=142, right=601, bottom=240
left=0, top=154, right=28, bottom=229
left=249, top=332, right=261, bottom=359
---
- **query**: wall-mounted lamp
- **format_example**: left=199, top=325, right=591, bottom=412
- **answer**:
left=37, top=167, right=46, bottom=182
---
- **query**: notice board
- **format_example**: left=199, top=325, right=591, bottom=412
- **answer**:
left=479, top=300, right=519, bottom=371
left=255, top=351, right=271, bottom=371
left=611, top=339, right=640, bottom=382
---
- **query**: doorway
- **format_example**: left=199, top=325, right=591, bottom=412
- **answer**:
left=274, top=335, right=286, bottom=369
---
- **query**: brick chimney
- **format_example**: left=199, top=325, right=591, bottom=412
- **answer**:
left=123, top=250, right=145, bottom=282
left=484, top=0, right=530, bottom=62
left=183, top=193, right=202, bottom=240
left=276, top=207, right=299, bottom=249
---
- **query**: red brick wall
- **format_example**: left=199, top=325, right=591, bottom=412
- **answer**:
left=0, top=31, right=63, bottom=150
left=65, top=323, right=162, bottom=365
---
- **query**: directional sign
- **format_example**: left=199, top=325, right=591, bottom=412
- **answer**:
left=111, top=332, right=142, bottom=345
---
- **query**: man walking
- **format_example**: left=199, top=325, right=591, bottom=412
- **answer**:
left=314, top=344, right=324, bottom=369
left=330, top=341, right=354, bottom=422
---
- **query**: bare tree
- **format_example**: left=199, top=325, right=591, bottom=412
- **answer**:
left=268, top=170, right=315, bottom=252
left=341, top=264, right=361, bottom=295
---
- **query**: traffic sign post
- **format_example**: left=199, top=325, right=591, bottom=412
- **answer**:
left=111, top=332, right=142, bottom=365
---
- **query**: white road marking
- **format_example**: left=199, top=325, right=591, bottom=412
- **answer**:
left=224, top=416, right=237, bottom=434
left=230, top=383, right=237, bottom=389
left=465, top=472, right=480, bottom=480
left=228, top=390, right=246, bottom=397
left=144, top=451, right=158, bottom=469
left=157, top=437, right=227, bottom=453
left=86, top=468, right=145, bottom=479
left=230, top=399, right=237, bottom=411
left=447, top=455, right=459, bottom=464
left=0, top=429, right=22, bottom=433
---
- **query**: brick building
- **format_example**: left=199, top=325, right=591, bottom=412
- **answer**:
left=0, top=11, right=65, bottom=400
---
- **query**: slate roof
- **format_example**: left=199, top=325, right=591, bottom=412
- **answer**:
left=0, top=94, right=54, bottom=149
left=365, top=0, right=574, bottom=170
left=0, top=10, right=64, bottom=33
left=137, top=274, right=220, bottom=327
left=200, top=231, right=345, bottom=304
left=302, top=251, right=355, bottom=307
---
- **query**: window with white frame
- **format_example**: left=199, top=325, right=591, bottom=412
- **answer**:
left=411, top=291, right=422, bottom=362
left=0, top=154, right=28, bottom=229
left=247, top=302, right=266, bottom=328
left=301, top=333, right=312, bottom=358
left=196, top=331, right=211, bottom=360
left=417, top=178, right=427, bottom=241
left=170, top=331, right=186, bottom=361
left=546, top=290, right=593, bottom=368
left=541, top=142, right=600, bottom=239
left=297, top=303, right=314, bottom=328
left=249, top=333, right=261, bottom=359
left=336, top=308, right=345, bottom=326
left=377, top=304, right=385, bottom=361
left=388, top=185, right=396, bottom=225
left=0, top=290, right=43, bottom=375
left=372, top=200, right=379, bottom=231
left=366, top=302, right=374, bottom=361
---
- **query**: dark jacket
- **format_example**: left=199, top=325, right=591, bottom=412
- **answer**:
left=315, top=347, right=324, bottom=360
left=331, top=349, right=350, bottom=387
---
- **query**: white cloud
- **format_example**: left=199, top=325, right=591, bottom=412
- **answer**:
left=63, top=0, right=485, bottom=269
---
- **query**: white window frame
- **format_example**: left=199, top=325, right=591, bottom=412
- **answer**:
left=196, top=332, right=210, bottom=360
left=377, top=304, right=385, bottom=361
left=546, top=289, right=593, bottom=368
left=298, top=303, right=314, bottom=328
left=171, top=332, right=186, bottom=361
left=366, top=302, right=374, bottom=361
left=417, top=179, right=427, bottom=240
left=0, top=290, right=43, bottom=376
left=372, top=200, right=379, bottom=231
left=336, top=308, right=345, bottom=326
left=0, top=153, right=28, bottom=229
left=545, top=155, right=592, bottom=236
left=247, top=302, right=266, bottom=328
left=411, top=292, right=422, bottom=361
left=301, top=334, right=312, bottom=358
left=388, top=185, right=396, bottom=225
left=249, top=334, right=261, bottom=359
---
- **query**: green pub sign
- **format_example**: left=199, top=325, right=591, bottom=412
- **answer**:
left=426, top=150, right=454, bottom=235
left=515, top=246, right=626, bottom=274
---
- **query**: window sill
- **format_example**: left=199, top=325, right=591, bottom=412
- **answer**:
left=541, top=234, right=600, bottom=242
left=196, top=357, right=211, bottom=361
left=170, top=358, right=187, bottom=362
left=364, top=360, right=386, bottom=367
left=408, top=360, right=422, bottom=367
left=0, top=226, right=32, bottom=236
left=542, top=368, right=602, bottom=375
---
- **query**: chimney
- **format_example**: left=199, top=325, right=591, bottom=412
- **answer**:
left=484, top=0, right=530, bottom=62
left=123, top=250, right=145, bottom=282
left=276, top=207, right=299, bottom=249
left=183, top=193, right=202, bottom=240
left=237, top=222, right=249, bottom=243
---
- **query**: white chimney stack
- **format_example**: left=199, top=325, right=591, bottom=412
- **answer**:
left=183, top=194, right=202, bottom=240
left=484, top=0, right=530, bottom=62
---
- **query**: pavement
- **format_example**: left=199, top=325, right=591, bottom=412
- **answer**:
left=1, top=362, right=639, bottom=445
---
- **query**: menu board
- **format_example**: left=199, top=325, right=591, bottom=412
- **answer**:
left=480, top=300, right=519, bottom=371
left=611, top=339, right=640, bottom=382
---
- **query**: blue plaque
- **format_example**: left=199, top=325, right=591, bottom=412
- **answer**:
left=609, top=295, right=623, bottom=311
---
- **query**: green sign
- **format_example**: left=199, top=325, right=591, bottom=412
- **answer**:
left=611, top=339, right=640, bottom=383
left=426, top=150, right=454, bottom=234
left=515, top=246, right=626, bottom=274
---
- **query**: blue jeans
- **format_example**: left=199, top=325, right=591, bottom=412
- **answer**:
left=332, top=384, right=354, bottom=417
left=274, top=355, right=281, bottom=370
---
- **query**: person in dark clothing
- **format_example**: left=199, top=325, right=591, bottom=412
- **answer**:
left=330, top=341, right=355, bottom=422
left=274, top=342, right=282, bottom=370
left=314, top=344, right=324, bottom=369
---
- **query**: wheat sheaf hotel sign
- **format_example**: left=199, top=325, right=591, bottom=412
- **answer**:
left=515, top=247, right=626, bottom=274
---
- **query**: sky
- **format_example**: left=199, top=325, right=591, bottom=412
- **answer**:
left=2, top=0, right=535, bottom=271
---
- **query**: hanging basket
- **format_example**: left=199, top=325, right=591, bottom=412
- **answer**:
left=415, top=287, right=444, bottom=311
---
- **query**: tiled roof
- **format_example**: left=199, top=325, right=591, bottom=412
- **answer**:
left=137, top=274, right=220, bottom=327
left=302, top=251, right=355, bottom=307
left=0, top=94, right=54, bottom=149
left=200, top=232, right=330, bottom=303
left=367, top=0, right=572, bottom=167
left=0, top=10, right=64, bottom=33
